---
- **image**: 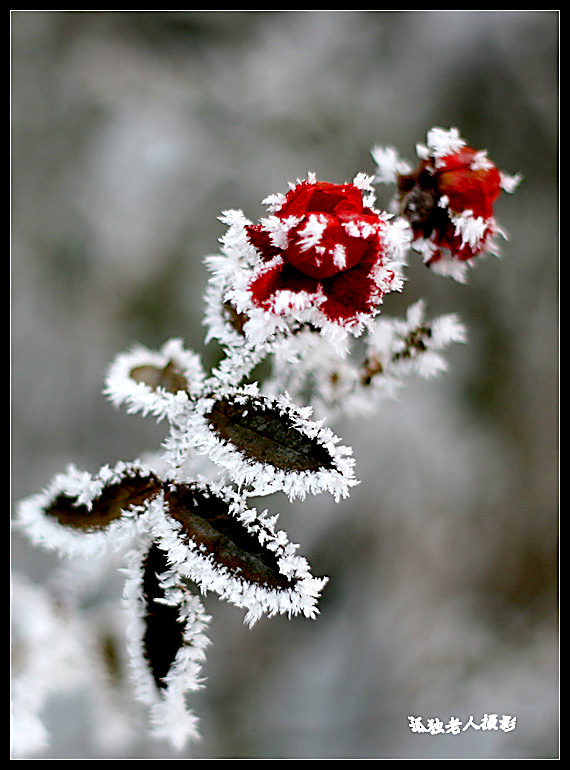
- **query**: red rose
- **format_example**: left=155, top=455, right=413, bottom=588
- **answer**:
left=244, top=179, right=401, bottom=327
left=372, top=128, right=520, bottom=277
left=396, top=146, right=504, bottom=266
left=435, top=146, right=502, bottom=219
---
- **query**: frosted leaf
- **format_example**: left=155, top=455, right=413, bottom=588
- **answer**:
left=163, top=384, right=358, bottom=502
left=278, top=301, right=467, bottom=420
left=14, top=464, right=331, bottom=750
left=104, top=338, right=206, bottom=424
left=16, top=461, right=162, bottom=558
left=363, top=300, right=467, bottom=384
left=123, top=539, right=211, bottom=750
left=147, top=480, right=329, bottom=627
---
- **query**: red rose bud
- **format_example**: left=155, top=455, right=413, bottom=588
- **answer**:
left=379, top=127, right=521, bottom=274
left=243, top=176, right=406, bottom=331
left=435, top=147, right=502, bottom=219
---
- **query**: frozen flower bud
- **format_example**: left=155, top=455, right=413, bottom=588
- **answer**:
left=252, top=180, right=380, bottom=280
left=206, top=174, right=407, bottom=346
left=433, top=147, right=502, bottom=219
left=246, top=177, right=405, bottom=328
left=397, top=146, right=501, bottom=231
left=372, top=127, right=521, bottom=281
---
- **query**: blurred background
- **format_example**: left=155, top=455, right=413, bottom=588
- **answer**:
left=11, top=11, right=558, bottom=759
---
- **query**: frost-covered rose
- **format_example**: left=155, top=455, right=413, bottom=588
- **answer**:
left=239, top=175, right=406, bottom=334
left=433, top=145, right=502, bottom=219
left=372, top=127, right=521, bottom=281
left=250, top=180, right=381, bottom=280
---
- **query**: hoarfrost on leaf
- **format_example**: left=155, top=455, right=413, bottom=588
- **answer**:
left=143, top=480, right=329, bottom=627
left=15, top=461, right=163, bottom=559
left=104, top=338, right=206, bottom=424
left=162, top=384, right=358, bottom=502
left=123, top=538, right=211, bottom=750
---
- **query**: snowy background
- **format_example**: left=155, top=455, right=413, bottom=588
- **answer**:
left=11, top=11, right=558, bottom=759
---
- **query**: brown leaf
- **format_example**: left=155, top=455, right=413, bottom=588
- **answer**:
left=130, top=360, right=189, bottom=394
left=45, top=472, right=162, bottom=531
left=206, top=395, right=335, bottom=473
left=141, top=543, right=185, bottom=689
left=165, top=484, right=293, bottom=589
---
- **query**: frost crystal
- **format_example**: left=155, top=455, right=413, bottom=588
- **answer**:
left=371, top=145, right=412, bottom=186
left=13, top=126, right=519, bottom=755
left=420, top=126, right=466, bottom=161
